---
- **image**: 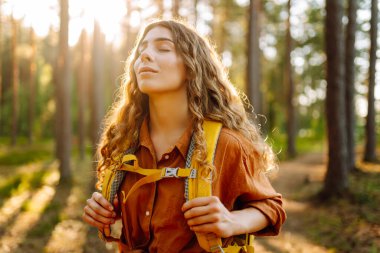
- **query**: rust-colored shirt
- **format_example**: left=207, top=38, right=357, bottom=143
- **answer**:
left=117, top=119, right=286, bottom=252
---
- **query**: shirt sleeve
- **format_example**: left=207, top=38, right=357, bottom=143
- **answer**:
left=213, top=130, right=286, bottom=236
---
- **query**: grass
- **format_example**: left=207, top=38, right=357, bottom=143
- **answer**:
left=0, top=142, right=53, bottom=166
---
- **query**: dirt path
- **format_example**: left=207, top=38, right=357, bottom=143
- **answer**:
left=255, top=153, right=330, bottom=253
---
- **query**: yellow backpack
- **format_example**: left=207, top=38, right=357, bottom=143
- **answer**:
left=99, top=120, right=254, bottom=253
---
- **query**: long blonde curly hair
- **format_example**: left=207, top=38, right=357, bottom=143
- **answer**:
left=96, top=19, right=277, bottom=189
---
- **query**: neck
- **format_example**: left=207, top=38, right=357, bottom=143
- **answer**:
left=148, top=90, right=191, bottom=136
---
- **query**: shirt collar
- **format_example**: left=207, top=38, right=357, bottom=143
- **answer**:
left=138, top=117, right=194, bottom=160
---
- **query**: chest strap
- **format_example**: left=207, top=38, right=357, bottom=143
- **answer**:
left=118, top=154, right=197, bottom=204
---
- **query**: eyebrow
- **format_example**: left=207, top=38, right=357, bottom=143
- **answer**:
left=139, top=37, right=174, bottom=48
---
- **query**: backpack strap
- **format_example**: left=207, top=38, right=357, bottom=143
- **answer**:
left=99, top=120, right=224, bottom=250
left=185, top=120, right=224, bottom=252
left=99, top=148, right=136, bottom=242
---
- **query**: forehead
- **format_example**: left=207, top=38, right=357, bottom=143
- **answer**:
left=142, top=26, right=173, bottom=42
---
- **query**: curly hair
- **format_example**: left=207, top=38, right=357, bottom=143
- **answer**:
left=95, top=19, right=277, bottom=190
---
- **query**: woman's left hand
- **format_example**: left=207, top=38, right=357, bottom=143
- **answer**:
left=182, top=196, right=235, bottom=238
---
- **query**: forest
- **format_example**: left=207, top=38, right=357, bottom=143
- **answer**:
left=0, top=0, right=379, bottom=252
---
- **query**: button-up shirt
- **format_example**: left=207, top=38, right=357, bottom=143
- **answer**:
left=117, top=119, right=286, bottom=252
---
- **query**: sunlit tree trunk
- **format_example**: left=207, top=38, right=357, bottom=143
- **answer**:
left=11, top=15, right=19, bottom=146
left=322, top=0, right=348, bottom=197
left=364, top=0, right=378, bottom=162
left=28, top=27, right=37, bottom=144
left=91, top=21, right=105, bottom=157
left=194, top=0, right=199, bottom=25
left=78, top=30, right=89, bottom=160
left=124, top=0, right=133, bottom=56
left=0, top=0, right=3, bottom=136
left=157, top=0, right=164, bottom=17
left=56, top=0, right=72, bottom=183
left=345, top=0, right=358, bottom=170
left=247, top=0, right=262, bottom=117
left=172, top=0, right=179, bottom=18
left=210, top=1, right=231, bottom=54
left=285, top=0, right=296, bottom=158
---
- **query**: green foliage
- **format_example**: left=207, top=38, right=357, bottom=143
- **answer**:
left=269, top=131, right=325, bottom=160
left=0, top=145, right=52, bottom=165
left=0, top=175, right=23, bottom=199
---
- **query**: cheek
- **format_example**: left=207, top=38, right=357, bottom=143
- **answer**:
left=133, top=61, right=139, bottom=73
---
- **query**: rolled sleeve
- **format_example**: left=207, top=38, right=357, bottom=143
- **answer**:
left=213, top=129, right=286, bottom=237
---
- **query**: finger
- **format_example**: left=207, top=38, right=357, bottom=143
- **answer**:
left=187, top=212, right=220, bottom=227
left=93, top=192, right=114, bottom=211
left=82, top=211, right=110, bottom=230
left=183, top=205, right=211, bottom=220
left=182, top=196, right=218, bottom=212
left=87, top=198, right=116, bottom=218
left=84, top=205, right=116, bottom=225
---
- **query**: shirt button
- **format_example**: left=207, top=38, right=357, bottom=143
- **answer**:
left=164, top=154, right=170, bottom=160
left=145, top=211, right=150, bottom=216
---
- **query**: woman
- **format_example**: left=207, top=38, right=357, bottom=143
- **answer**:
left=82, top=19, right=286, bottom=252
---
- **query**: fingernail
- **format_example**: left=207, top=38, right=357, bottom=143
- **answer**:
left=109, top=206, right=114, bottom=211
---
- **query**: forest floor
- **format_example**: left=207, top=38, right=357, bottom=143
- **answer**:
left=0, top=144, right=379, bottom=253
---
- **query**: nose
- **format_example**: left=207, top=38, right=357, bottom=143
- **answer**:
left=140, top=48, right=153, bottom=62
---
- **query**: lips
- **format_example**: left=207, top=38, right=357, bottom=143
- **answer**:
left=138, top=66, right=158, bottom=74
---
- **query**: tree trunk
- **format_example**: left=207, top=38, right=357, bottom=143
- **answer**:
left=345, top=0, right=358, bottom=171
left=285, top=0, right=296, bottom=158
left=56, top=0, right=72, bottom=183
left=158, top=0, right=164, bottom=17
left=124, top=0, right=133, bottom=56
left=28, top=27, right=37, bottom=144
left=194, top=0, right=199, bottom=25
left=322, top=0, right=348, bottom=197
left=364, top=0, right=378, bottom=162
left=91, top=21, right=105, bottom=157
left=78, top=30, right=89, bottom=160
left=0, top=0, right=3, bottom=136
left=172, top=0, right=179, bottom=18
left=247, top=0, right=262, bottom=117
left=11, top=15, right=19, bottom=146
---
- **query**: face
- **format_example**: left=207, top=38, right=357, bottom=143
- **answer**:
left=134, top=26, right=187, bottom=95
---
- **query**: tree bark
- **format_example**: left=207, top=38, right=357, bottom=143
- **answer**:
left=285, top=0, right=296, bottom=158
left=56, top=0, right=72, bottom=183
left=91, top=21, right=105, bottom=156
left=11, top=15, right=19, bottom=146
left=322, top=0, right=348, bottom=197
left=78, top=30, right=89, bottom=160
left=247, top=0, right=262, bottom=117
left=172, top=0, right=179, bottom=18
left=194, top=0, right=199, bottom=25
left=158, top=0, right=164, bottom=17
left=28, top=27, right=37, bottom=144
left=364, top=0, right=378, bottom=162
left=0, top=0, right=3, bottom=136
left=345, top=0, right=358, bottom=170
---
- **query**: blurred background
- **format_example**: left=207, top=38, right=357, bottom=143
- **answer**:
left=0, top=0, right=379, bottom=252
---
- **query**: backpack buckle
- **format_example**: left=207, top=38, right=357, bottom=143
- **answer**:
left=163, top=167, right=179, bottom=178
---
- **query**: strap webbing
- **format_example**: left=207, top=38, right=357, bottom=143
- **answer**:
left=186, top=120, right=224, bottom=252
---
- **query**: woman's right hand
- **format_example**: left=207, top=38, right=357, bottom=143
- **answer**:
left=82, top=192, right=118, bottom=230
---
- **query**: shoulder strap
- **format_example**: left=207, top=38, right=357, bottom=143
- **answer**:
left=186, top=120, right=224, bottom=252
